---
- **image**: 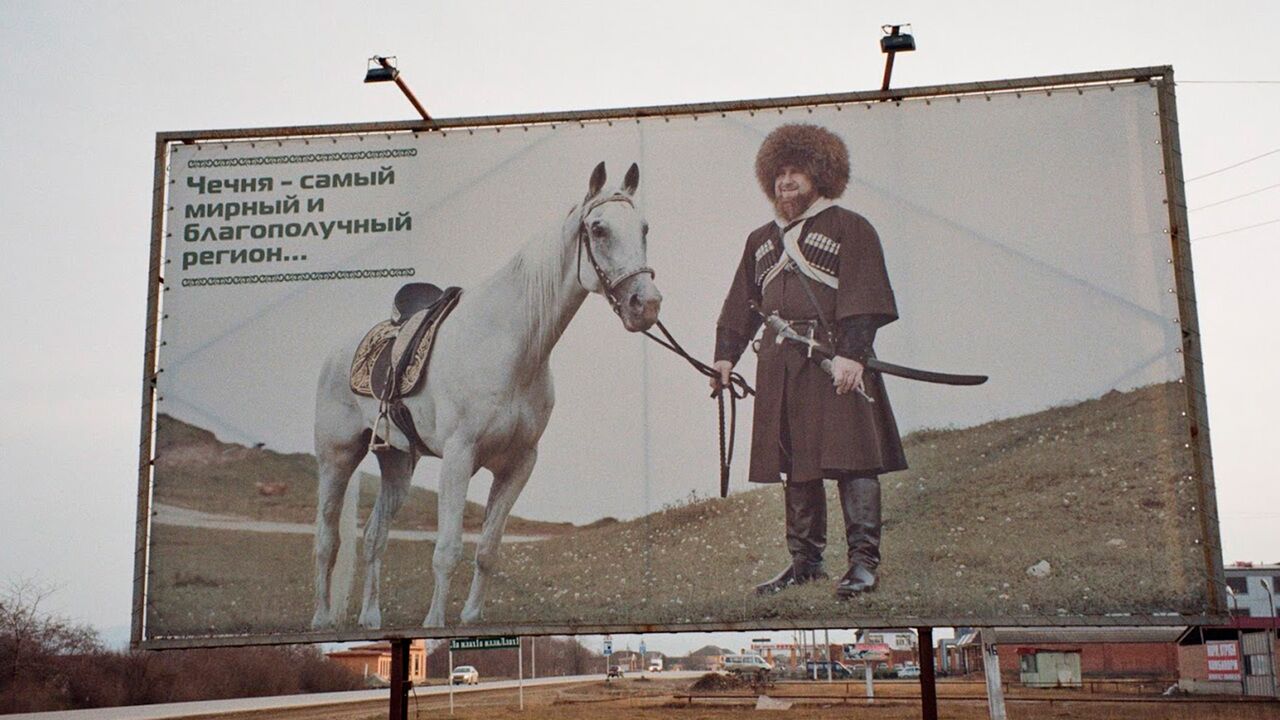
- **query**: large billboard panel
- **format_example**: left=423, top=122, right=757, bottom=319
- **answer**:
left=135, top=68, right=1222, bottom=647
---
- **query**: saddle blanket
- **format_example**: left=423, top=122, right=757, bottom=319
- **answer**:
left=349, top=288, right=461, bottom=399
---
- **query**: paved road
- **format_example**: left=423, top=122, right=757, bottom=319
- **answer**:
left=8, top=672, right=703, bottom=719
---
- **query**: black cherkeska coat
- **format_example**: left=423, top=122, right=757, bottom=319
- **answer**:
left=717, top=205, right=908, bottom=484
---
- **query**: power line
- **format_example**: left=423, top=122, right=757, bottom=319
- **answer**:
left=1192, top=217, right=1280, bottom=242
left=1177, top=80, right=1280, bottom=85
left=1189, top=182, right=1280, bottom=211
left=1186, top=148, right=1280, bottom=183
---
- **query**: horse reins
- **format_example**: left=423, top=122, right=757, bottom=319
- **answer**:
left=576, top=193, right=754, bottom=498
left=641, top=321, right=753, bottom=499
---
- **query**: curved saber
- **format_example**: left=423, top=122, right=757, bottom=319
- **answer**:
left=760, top=312, right=988, bottom=386
left=865, top=357, right=988, bottom=386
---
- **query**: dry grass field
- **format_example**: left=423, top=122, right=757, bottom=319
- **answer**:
left=147, top=382, right=1210, bottom=636
left=203, top=678, right=1279, bottom=720
left=153, top=415, right=572, bottom=536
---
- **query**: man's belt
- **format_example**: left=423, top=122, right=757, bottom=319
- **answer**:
left=759, top=310, right=988, bottom=386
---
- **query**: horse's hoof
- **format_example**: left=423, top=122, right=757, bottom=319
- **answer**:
left=423, top=610, right=445, bottom=628
left=358, top=608, right=382, bottom=630
left=460, top=605, right=483, bottom=625
left=311, top=609, right=335, bottom=631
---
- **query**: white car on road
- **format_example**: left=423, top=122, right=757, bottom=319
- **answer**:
left=451, top=666, right=479, bottom=685
left=722, top=654, right=772, bottom=679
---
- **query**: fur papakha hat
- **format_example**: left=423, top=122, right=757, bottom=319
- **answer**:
left=755, top=124, right=851, bottom=200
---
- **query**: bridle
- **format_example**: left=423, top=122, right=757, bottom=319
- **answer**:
left=575, top=193, right=656, bottom=315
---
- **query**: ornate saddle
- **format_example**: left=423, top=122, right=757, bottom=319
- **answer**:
left=350, top=282, right=462, bottom=453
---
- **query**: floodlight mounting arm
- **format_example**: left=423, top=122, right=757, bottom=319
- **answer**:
left=879, top=24, right=915, bottom=94
left=373, top=56, right=433, bottom=122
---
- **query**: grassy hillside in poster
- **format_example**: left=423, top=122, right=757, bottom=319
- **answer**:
left=146, top=381, right=1203, bottom=638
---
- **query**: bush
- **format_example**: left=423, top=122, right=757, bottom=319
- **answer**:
left=0, top=580, right=100, bottom=712
left=0, top=580, right=363, bottom=711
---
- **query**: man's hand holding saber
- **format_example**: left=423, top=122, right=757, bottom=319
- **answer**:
left=761, top=314, right=875, bottom=400
left=753, top=306, right=990, bottom=388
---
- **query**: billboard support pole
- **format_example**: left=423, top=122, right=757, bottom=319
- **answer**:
left=918, top=627, right=938, bottom=720
left=131, top=135, right=168, bottom=649
left=1155, top=68, right=1226, bottom=617
left=825, top=629, right=832, bottom=682
left=388, top=639, right=410, bottom=720
left=1262, top=580, right=1278, bottom=698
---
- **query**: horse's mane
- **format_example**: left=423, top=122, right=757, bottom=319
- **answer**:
left=507, top=202, right=584, bottom=358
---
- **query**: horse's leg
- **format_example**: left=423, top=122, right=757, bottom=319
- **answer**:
left=424, top=441, right=476, bottom=628
left=461, top=448, right=537, bottom=625
left=357, top=448, right=416, bottom=629
left=311, top=418, right=368, bottom=630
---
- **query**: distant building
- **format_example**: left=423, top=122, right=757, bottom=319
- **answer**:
left=679, top=645, right=731, bottom=671
left=1177, top=620, right=1278, bottom=697
left=953, top=627, right=1182, bottom=681
left=856, top=628, right=917, bottom=651
left=642, top=651, right=666, bottom=671
left=855, top=628, right=918, bottom=668
left=842, top=642, right=895, bottom=673
left=1225, top=563, right=1280, bottom=618
left=1177, top=563, right=1279, bottom=699
left=608, top=650, right=642, bottom=672
left=748, top=638, right=847, bottom=670
left=749, top=641, right=802, bottom=669
left=327, top=639, right=428, bottom=684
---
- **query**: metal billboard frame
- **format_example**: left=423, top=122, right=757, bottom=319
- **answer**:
left=134, top=65, right=1225, bottom=649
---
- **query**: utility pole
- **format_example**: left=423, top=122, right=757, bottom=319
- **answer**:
left=1262, top=580, right=1279, bottom=698
left=980, top=628, right=1007, bottom=720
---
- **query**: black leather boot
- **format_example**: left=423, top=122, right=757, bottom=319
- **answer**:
left=754, top=559, right=829, bottom=595
left=755, top=479, right=828, bottom=595
left=835, top=476, right=881, bottom=598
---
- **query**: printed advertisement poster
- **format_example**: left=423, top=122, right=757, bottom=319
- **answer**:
left=141, top=77, right=1215, bottom=644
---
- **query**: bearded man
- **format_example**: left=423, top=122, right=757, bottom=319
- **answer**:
left=712, top=123, right=907, bottom=598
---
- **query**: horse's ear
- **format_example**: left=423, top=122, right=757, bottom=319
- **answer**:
left=586, top=161, right=607, bottom=200
left=622, top=163, right=639, bottom=196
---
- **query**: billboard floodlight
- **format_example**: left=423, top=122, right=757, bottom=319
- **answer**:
left=364, top=55, right=400, bottom=83
left=880, top=24, right=915, bottom=93
left=364, top=54, right=432, bottom=121
left=880, top=24, right=916, bottom=53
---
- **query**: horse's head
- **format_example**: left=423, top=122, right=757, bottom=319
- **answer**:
left=575, top=161, right=662, bottom=332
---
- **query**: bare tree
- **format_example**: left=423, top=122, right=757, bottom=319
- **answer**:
left=0, top=579, right=101, bottom=712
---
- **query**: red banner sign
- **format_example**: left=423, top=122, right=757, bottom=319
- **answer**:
left=1206, top=640, right=1241, bottom=681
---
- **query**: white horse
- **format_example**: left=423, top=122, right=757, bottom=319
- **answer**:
left=312, top=162, right=661, bottom=629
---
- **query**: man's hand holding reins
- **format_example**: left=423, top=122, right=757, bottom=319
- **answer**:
left=832, top=356, right=865, bottom=396
left=711, top=360, right=734, bottom=393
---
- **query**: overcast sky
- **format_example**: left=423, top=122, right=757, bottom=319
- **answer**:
left=2, top=1, right=1277, bottom=655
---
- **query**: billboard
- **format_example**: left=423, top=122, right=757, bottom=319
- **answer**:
left=134, top=67, right=1223, bottom=648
